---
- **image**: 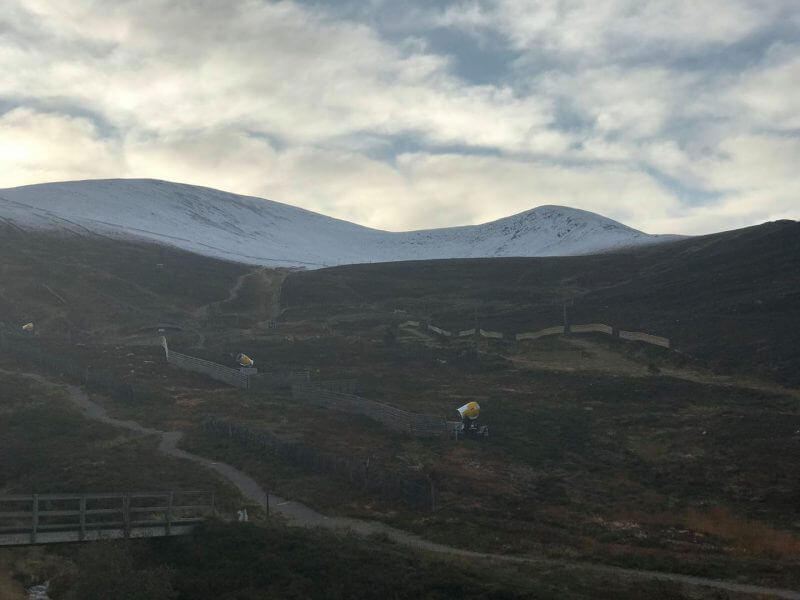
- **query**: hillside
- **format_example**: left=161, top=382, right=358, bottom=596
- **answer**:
left=1, top=221, right=799, bottom=593
left=283, top=219, right=800, bottom=384
left=0, top=179, right=680, bottom=267
left=0, top=225, right=249, bottom=340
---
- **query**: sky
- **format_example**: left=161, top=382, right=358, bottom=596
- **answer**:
left=1, top=0, right=798, bottom=234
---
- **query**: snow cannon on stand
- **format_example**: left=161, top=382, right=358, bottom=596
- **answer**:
left=236, top=353, right=255, bottom=368
left=457, top=401, right=480, bottom=420
left=456, top=401, right=489, bottom=438
left=21, top=322, right=34, bottom=334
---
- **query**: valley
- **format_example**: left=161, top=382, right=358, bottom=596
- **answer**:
left=0, top=221, right=798, bottom=598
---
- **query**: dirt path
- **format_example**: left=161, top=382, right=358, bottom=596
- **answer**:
left=223, top=271, right=250, bottom=304
left=655, top=366, right=800, bottom=400
left=7, top=370, right=800, bottom=599
left=191, top=269, right=252, bottom=319
left=192, top=267, right=286, bottom=334
left=4, top=370, right=269, bottom=508
left=266, top=270, right=284, bottom=320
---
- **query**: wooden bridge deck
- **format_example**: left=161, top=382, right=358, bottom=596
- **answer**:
left=0, top=490, right=213, bottom=547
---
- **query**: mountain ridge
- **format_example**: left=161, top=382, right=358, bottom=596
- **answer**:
left=0, top=178, right=683, bottom=267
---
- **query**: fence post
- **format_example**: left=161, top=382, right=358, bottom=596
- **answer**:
left=123, top=494, right=131, bottom=538
left=166, top=491, right=173, bottom=536
left=31, top=495, right=39, bottom=544
left=79, top=496, right=86, bottom=540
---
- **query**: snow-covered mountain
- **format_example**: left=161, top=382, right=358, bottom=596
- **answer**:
left=0, top=179, right=681, bottom=268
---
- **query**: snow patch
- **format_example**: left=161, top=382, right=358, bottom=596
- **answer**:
left=0, top=179, right=682, bottom=268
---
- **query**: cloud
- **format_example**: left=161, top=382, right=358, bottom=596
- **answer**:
left=438, top=0, right=788, bottom=60
left=0, top=107, right=124, bottom=186
left=120, top=128, right=687, bottom=233
left=1, top=0, right=553, bottom=150
left=0, top=0, right=798, bottom=237
left=727, top=43, right=800, bottom=130
left=395, top=152, right=685, bottom=231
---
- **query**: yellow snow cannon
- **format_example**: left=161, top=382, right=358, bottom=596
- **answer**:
left=236, top=353, right=255, bottom=368
left=456, top=401, right=488, bottom=438
left=456, top=401, right=480, bottom=420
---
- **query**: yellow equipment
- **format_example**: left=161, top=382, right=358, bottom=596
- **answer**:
left=236, top=353, right=254, bottom=368
left=456, top=401, right=488, bottom=438
left=457, top=401, right=480, bottom=420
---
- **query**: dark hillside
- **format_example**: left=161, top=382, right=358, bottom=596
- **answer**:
left=573, top=220, right=800, bottom=381
left=282, top=220, right=800, bottom=383
left=1, top=222, right=799, bottom=589
left=0, top=226, right=248, bottom=338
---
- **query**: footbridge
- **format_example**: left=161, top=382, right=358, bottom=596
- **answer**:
left=0, top=490, right=213, bottom=546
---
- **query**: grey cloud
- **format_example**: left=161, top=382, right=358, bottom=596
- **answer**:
left=0, top=0, right=798, bottom=235
left=0, top=96, right=119, bottom=138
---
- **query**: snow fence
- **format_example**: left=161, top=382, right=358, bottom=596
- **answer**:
left=291, top=382, right=446, bottom=437
left=410, top=320, right=669, bottom=349
left=619, top=330, right=670, bottom=348
left=165, top=347, right=249, bottom=389
left=516, top=325, right=565, bottom=341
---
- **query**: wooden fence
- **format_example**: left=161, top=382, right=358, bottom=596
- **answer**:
left=515, top=325, right=565, bottom=341
left=619, top=330, right=670, bottom=348
left=166, top=349, right=250, bottom=389
left=314, top=379, right=359, bottom=394
left=161, top=337, right=310, bottom=390
left=203, top=420, right=432, bottom=509
left=162, top=337, right=249, bottom=389
left=570, top=323, right=614, bottom=335
left=479, top=328, right=504, bottom=339
left=427, top=325, right=452, bottom=337
left=0, top=490, right=213, bottom=546
left=411, top=319, right=670, bottom=349
left=247, top=369, right=311, bottom=390
left=291, top=383, right=447, bottom=437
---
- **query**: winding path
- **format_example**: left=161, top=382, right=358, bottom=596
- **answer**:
left=222, top=270, right=251, bottom=305
left=6, top=370, right=800, bottom=600
left=191, top=269, right=252, bottom=321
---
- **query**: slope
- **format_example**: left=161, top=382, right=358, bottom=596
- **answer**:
left=0, top=178, right=680, bottom=267
left=0, top=224, right=249, bottom=340
left=282, top=219, right=800, bottom=384
left=1, top=223, right=799, bottom=590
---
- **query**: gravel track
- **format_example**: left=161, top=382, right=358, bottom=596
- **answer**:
left=7, top=370, right=800, bottom=600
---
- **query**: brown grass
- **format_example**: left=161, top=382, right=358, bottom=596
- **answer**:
left=0, top=570, right=25, bottom=600
left=685, top=506, right=800, bottom=558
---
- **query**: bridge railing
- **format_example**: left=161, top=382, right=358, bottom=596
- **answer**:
left=0, top=490, right=213, bottom=546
